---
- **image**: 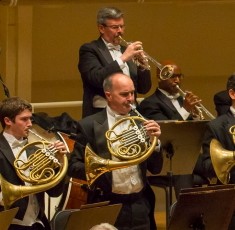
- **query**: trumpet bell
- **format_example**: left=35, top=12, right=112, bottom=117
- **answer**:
left=159, top=65, right=175, bottom=80
left=210, top=138, right=235, bottom=184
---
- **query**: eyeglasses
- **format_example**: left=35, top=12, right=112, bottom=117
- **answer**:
left=103, top=24, right=125, bottom=30
left=170, top=74, right=184, bottom=79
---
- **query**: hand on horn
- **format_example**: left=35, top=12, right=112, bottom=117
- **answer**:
left=50, top=140, right=68, bottom=155
left=183, top=91, right=202, bottom=113
left=143, top=120, right=161, bottom=143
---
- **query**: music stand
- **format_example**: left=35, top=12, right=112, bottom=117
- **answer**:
left=168, top=185, right=235, bottom=230
left=149, top=120, right=208, bottom=188
left=157, top=120, right=208, bottom=176
left=148, top=120, right=208, bottom=227
left=0, top=207, right=19, bottom=230
left=64, top=203, right=122, bottom=230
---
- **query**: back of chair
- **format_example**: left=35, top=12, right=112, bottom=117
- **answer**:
left=51, top=210, right=74, bottom=230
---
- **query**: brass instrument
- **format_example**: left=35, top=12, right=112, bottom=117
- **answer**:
left=210, top=125, right=235, bottom=184
left=85, top=105, right=158, bottom=187
left=118, top=36, right=174, bottom=79
left=0, top=129, right=68, bottom=209
left=159, top=72, right=215, bottom=120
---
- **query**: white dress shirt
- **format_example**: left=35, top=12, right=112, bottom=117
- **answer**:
left=2, top=132, right=41, bottom=227
left=106, top=106, right=144, bottom=194
left=93, top=39, right=130, bottom=109
left=158, top=88, right=190, bottom=120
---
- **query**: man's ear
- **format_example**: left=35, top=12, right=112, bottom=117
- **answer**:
left=4, top=117, right=12, bottom=126
left=229, top=89, right=235, bottom=100
left=105, top=91, right=111, bottom=101
left=98, top=24, right=105, bottom=35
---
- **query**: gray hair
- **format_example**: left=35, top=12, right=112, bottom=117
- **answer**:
left=89, top=223, right=118, bottom=230
left=97, top=7, right=124, bottom=25
left=103, top=74, right=114, bottom=91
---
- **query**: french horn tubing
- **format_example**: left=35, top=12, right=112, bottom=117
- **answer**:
left=85, top=104, right=158, bottom=187
left=118, top=35, right=174, bottom=79
left=210, top=125, right=235, bottom=184
left=0, top=129, right=68, bottom=210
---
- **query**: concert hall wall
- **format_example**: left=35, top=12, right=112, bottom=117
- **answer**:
left=0, top=1, right=234, bottom=120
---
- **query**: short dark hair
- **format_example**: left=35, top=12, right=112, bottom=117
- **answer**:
left=226, top=73, right=235, bottom=90
left=97, top=7, right=124, bottom=25
left=0, top=96, right=32, bottom=128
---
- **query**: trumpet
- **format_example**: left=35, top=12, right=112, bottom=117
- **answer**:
left=176, top=85, right=215, bottom=120
left=118, top=36, right=174, bottom=79
left=157, top=66, right=215, bottom=120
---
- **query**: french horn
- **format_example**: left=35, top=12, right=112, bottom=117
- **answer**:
left=0, top=129, right=69, bottom=210
left=210, top=125, right=235, bottom=184
left=85, top=105, right=158, bottom=187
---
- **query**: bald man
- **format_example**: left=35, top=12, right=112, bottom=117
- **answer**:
left=68, top=73, right=163, bottom=230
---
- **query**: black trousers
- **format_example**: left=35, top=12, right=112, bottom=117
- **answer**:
left=103, top=191, right=151, bottom=230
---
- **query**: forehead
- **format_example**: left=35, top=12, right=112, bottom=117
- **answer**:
left=105, top=18, right=124, bottom=25
left=15, top=109, right=32, bottom=118
left=112, top=76, right=134, bottom=92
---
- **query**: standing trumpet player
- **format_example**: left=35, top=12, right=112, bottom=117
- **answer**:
left=68, top=73, right=163, bottom=230
left=78, top=6, right=151, bottom=118
left=0, top=97, right=67, bottom=230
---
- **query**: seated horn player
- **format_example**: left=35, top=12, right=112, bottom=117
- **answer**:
left=68, top=73, right=163, bottom=230
left=0, top=97, right=68, bottom=230
left=194, top=75, right=235, bottom=230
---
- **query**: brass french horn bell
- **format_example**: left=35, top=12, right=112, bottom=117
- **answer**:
left=85, top=105, right=157, bottom=187
left=210, top=125, right=235, bottom=184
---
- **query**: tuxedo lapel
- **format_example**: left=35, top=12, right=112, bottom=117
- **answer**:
left=96, top=38, right=114, bottom=64
left=93, top=110, right=110, bottom=159
left=156, top=89, right=178, bottom=112
left=92, top=110, right=112, bottom=183
left=0, top=133, right=15, bottom=165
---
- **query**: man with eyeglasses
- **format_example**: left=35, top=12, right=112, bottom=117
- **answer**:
left=138, top=60, right=201, bottom=121
left=78, top=7, right=152, bottom=118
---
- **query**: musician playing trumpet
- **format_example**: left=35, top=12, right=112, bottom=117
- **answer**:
left=68, top=73, right=163, bottom=230
left=78, top=6, right=151, bottom=118
left=138, top=60, right=202, bottom=121
left=0, top=97, right=68, bottom=230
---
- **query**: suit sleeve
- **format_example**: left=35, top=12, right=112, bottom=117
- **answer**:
left=78, top=42, right=123, bottom=89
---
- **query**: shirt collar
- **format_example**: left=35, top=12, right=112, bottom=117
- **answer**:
left=158, top=88, right=180, bottom=100
left=3, top=132, right=27, bottom=148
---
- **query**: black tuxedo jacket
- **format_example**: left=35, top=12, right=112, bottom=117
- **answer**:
left=138, top=88, right=192, bottom=121
left=78, top=37, right=151, bottom=117
left=213, top=90, right=231, bottom=116
left=0, top=133, right=65, bottom=229
left=195, top=111, right=235, bottom=183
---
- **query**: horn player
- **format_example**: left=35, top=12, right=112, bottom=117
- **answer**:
left=68, top=73, right=163, bottom=230
left=0, top=97, right=68, bottom=230
left=193, top=74, right=235, bottom=230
